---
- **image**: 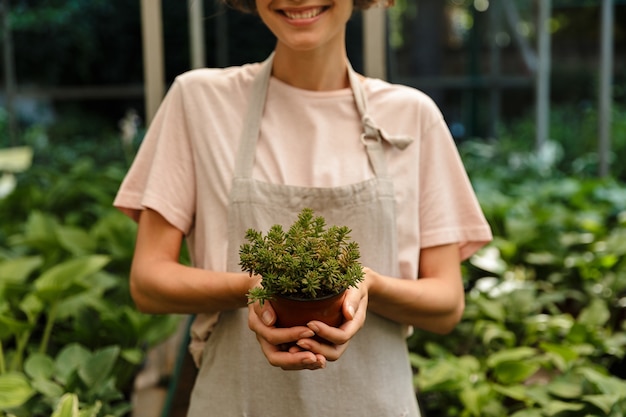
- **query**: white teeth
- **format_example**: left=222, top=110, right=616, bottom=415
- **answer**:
left=284, top=7, right=323, bottom=19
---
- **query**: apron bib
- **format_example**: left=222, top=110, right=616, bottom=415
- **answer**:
left=188, top=55, right=420, bottom=417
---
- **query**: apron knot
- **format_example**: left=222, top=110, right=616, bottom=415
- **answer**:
left=361, top=115, right=414, bottom=151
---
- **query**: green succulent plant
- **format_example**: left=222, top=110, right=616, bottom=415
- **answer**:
left=239, top=208, right=364, bottom=305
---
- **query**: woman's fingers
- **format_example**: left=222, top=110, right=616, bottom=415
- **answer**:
left=248, top=302, right=326, bottom=370
left=248, top=282, right=369, bottom=367
left=256, top=334, right=327, bottom=370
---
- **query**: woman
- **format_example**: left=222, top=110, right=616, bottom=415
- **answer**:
left=114, top=0, right=492, bottom=415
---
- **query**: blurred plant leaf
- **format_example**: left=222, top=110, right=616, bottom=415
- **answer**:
left=0, top=147, right=33, bottom=172
left=0, top=372, right=35, bottom=409
left=51, top=393, right=79, bottom=417
left=34, top=255, right=110, bottom=302
left=78, top=346, right=120, bottom=387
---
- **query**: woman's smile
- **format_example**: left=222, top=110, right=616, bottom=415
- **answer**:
left=280, top=6, right=328, bottom=21
left=257, top=0, right=351, bottom=53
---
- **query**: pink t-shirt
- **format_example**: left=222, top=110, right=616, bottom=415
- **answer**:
left=114, top=61, right=492, bottom=358
left=116, top=61, right=491, bottom=270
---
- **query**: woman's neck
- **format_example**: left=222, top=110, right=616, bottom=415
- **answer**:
left=271, top=44, right=350, bottom=91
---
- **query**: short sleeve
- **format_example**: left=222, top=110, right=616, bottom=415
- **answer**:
left=113, top=79, right=196, bottom=234
left=418, top=113, right=492, bottom=260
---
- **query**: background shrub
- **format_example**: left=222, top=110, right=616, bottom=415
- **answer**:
left=409, top=133, right=626, bottom=417
left=0, top=119, right=180, bottom=415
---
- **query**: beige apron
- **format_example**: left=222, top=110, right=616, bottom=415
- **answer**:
left=187, top=55, right=420, bottom=417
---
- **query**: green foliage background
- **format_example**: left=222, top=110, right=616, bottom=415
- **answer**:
left=1, top=1, right=625, bottom=414
left=0, top=118, right=181, bottom=416
left=2, top=100, right=625, bottom=415
left=409, top=113, right=626, bottom=416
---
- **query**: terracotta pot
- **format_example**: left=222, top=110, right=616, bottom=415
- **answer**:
left=270, top=290, right=347, bottom=329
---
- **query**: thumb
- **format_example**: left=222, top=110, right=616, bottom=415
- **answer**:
left=342, top=289, right=359, bottom=320
left=259, top=301, right=276, bottom=326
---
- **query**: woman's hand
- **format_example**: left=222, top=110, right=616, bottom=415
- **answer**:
left=297, top=280, right=369, bottom=361
left=248, top=301, right=327, bottom=370
left=247, top=274, right=370, bottom=369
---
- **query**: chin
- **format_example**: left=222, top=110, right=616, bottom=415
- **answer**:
left=279, top=37, right=338, bottom=54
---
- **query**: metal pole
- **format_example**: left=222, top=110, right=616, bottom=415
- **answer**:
left=362, top=6, right=387, bottom=80
left=465, top=5, right=480, bottom=138
left=140, top=0, right=165, bottom=125
left=1, top=0, right=18, bottom=144
left=598, top=0, right=614, bottom=177
left=489, top=0, right=502, bottom=139
left=188, top=0, right=206, bottom=69
left=502, top=0, right=537, bottom=73
left=535, top=0, right=551, bottom=152
left=215, top=2, right=229, bottom=68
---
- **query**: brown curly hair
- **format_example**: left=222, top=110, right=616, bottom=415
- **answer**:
left=221, top=0, right=394, bottom=14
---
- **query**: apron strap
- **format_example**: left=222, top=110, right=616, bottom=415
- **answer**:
left=234, top=53, right=274, bottom=179
left=347, top=63, right=388, bottom=177
left=234, top=54, right=411, bottom=179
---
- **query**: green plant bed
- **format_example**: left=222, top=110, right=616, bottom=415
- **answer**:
left=0, top=140, right=179, bottom=415
left=410, top=139, right=626, bottom=417
left=479, top=102, right=626, bottom=181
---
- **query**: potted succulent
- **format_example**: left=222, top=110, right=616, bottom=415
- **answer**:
left=239, top=208, right=364, bottom=328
